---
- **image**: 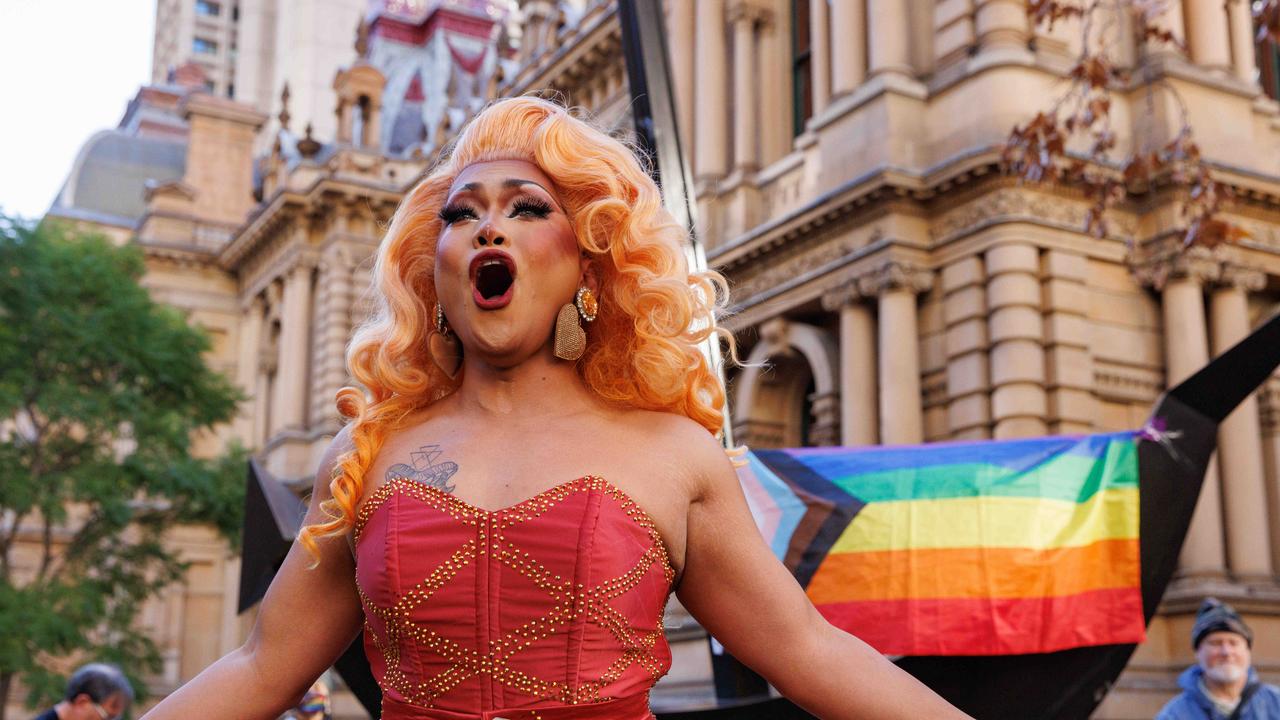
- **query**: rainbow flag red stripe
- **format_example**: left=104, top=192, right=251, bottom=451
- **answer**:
left=740, top=432, right=1144, bottom=656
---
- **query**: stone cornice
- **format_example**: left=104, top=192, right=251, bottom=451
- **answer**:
left=723, top=241, right=930, bottom=331
left=710, top=150, right=1003, bottom=274
left=137, top=240, right=223, bottom=271
left=505, top=2, right=620, bottom=96
left=181, top=93, right=269, bottom=128
left=818, top=260, right=934, bottom=310
left=220, top=176, right=401, bottom=272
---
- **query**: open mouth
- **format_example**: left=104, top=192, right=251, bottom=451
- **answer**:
left=469, top=250, right=516, bottom=309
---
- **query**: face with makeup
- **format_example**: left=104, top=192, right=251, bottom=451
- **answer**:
left=434, top=159, right=590, bottom=367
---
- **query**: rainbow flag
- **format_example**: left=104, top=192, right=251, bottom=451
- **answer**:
left=739, top=432, right=1145, bottom=656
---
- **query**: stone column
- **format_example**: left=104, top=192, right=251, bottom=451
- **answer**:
left=1227, top=0, right=1258, bottom=82
left=934, top=0, right=976, bottom=70
left=1260, top=381, right=1280, bottom=571
left=808, top=392, right=841, bottom=446
left=941, top=256, right=991, bottom=439
left=867, top=0, right=912, bottom=77
left=336, top=101, right=353, bottom=144
left=364, top=102, right=382, bottom=150
left=830, top=0, right=866, bottom=95
left=271, top=262, right=314, bottom=434
left=1184, top=0, right=1232, bottom=69
left=1209, top=268, right=1272, bottom=579
left=823, top=283, right=878, bottom=446
left=1156, top=258, right=1226, bottom=577
left=254, top=368, right=271, bottom=446
left=312, top=253, right=354, bottom=427
left=234, top=297, right=265, bottom=445
left=730, top=1, right=762, bottom=172
left=974, top=0, right=1029, bottom=56
left=1041, top=250, right=1096, bottom=434
left=695, top=0, right=729, bottom=181
left=667, top=0, right=696, bottom=148
left=518, top=0, right=557, bottom=63
left=1149, top=0, right=1186, bottom=55
left=986, top=244, right=1047, bottom=438
left=859, top=263, right=934, bottom=445
left=809, top=0, right=831, bottom=115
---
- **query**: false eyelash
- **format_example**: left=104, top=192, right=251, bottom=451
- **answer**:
left=438, top=204, right=477, bottom=224
left=510, top=198, right=552, bottom=218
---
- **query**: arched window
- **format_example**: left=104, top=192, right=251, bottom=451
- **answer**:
left=792, top=0, right=813, bottom=136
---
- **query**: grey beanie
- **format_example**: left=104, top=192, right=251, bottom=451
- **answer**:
left=1192, top=597, right=1253, bottom=649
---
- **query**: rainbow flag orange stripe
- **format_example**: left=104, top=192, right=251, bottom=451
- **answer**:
left=741, top=433, right=1144, bottom=656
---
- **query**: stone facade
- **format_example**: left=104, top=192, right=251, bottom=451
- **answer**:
left=26, top=0, right=1280, bottom=718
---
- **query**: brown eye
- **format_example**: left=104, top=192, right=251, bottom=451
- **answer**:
left=510, top=198, right=552, bottom=219
left=439, top=204, right=477, bottom=225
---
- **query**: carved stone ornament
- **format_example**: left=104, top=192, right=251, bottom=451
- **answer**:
left=1215, top=265, right=1267, bottom=292
left=759, top=317, right=794, bottom=357
left=820, top=279, right=865, bottom=312
left=855, top=261, right=936, bottom=297
left=930, top=187, right=1137, bottom=244
left=1127, top=246, right=1224, bottom=291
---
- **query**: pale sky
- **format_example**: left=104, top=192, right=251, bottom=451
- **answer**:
left=0, top=0, right=156, bottom=220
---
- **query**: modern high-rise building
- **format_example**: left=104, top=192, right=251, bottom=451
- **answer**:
left=152, top=0, right=377, bottom=148
left=152, top=0, right=242, bottom=97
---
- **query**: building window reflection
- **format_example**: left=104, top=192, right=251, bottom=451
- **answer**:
left=193, top=36, right=218, bottom=55
left=791, top=0, right=813, bottom=136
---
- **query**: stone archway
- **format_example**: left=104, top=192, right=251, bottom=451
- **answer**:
left=732, top=318, right=840, bottom=448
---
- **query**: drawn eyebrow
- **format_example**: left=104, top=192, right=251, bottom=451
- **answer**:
left=453, top=178, right=564, bottom=211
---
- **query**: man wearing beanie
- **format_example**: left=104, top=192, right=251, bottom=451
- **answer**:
left=1156, top=598, right=1280, bottom=719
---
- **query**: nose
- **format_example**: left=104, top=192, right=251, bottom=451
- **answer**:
left=473, top=220, right=506, bottom=247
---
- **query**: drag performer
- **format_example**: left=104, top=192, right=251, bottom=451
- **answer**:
left=142, top=97, right=968, bottom=720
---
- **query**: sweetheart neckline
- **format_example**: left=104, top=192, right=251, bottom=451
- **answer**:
left=387, top=473, right=605, bottom=516
left=354, top=475, right=681, bottom=582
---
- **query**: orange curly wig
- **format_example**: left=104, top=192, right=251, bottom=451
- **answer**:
left=300, top=96, right=732, bottom=558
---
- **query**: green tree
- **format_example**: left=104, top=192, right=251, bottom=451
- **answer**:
left=0, top=214, right=247, bottom=718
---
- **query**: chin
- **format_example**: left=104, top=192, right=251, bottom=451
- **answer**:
left=1204, top=665, right=1246, bottom=683
left=465, top=328, right=538, bottom=365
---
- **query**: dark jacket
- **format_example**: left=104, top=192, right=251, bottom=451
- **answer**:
left=1156, top=665, right=1280, bottom=720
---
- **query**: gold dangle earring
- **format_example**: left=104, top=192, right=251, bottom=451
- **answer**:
left=554, top=286, right=598, bottom=361
left=429, top=302, right=463, bottom=379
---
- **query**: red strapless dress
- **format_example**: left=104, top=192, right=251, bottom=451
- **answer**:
left=354, top=475, right=676, bottom=720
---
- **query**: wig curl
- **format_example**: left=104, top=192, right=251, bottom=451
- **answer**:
left=300, top=97, right=732, bottom=558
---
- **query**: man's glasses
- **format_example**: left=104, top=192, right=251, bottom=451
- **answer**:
left=92, top=702, right=121, bottom=720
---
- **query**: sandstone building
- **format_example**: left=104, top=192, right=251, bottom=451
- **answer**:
left=31, top=0, right=1280, bottom=717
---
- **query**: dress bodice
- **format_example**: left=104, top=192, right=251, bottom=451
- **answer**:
left=354, top=475, right=675, bottom=720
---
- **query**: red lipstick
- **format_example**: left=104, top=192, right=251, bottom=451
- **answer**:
left=469, top=250, right=517, bottom=310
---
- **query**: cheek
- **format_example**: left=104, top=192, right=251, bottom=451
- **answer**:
left=434, top=234, right=469, bottom=293
left=523, top=223, right=580, bottom=278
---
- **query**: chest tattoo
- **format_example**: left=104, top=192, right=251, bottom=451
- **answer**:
left=387, top=444, right=459, bottom=493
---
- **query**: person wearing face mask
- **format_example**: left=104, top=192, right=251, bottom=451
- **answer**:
left=32, top=663, right=132, bottom=720
left=139, top=97, right=970, bottom=720
left=1156, top=598, right=1280, bottom=719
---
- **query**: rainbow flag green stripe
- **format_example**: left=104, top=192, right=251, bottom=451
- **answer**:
left=811, top=434, right=1139, bottom=503
left=743, top=432, right=1145, bottom=656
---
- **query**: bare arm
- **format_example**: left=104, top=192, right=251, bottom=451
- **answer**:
left=674, top=432, right=971, bottom=720
left=142, top=431, right=365, bottom=719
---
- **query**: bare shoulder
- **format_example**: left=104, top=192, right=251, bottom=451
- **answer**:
left=609, top=409, right=734, bottom=497
left=311, top=424, right=357, bottom=500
